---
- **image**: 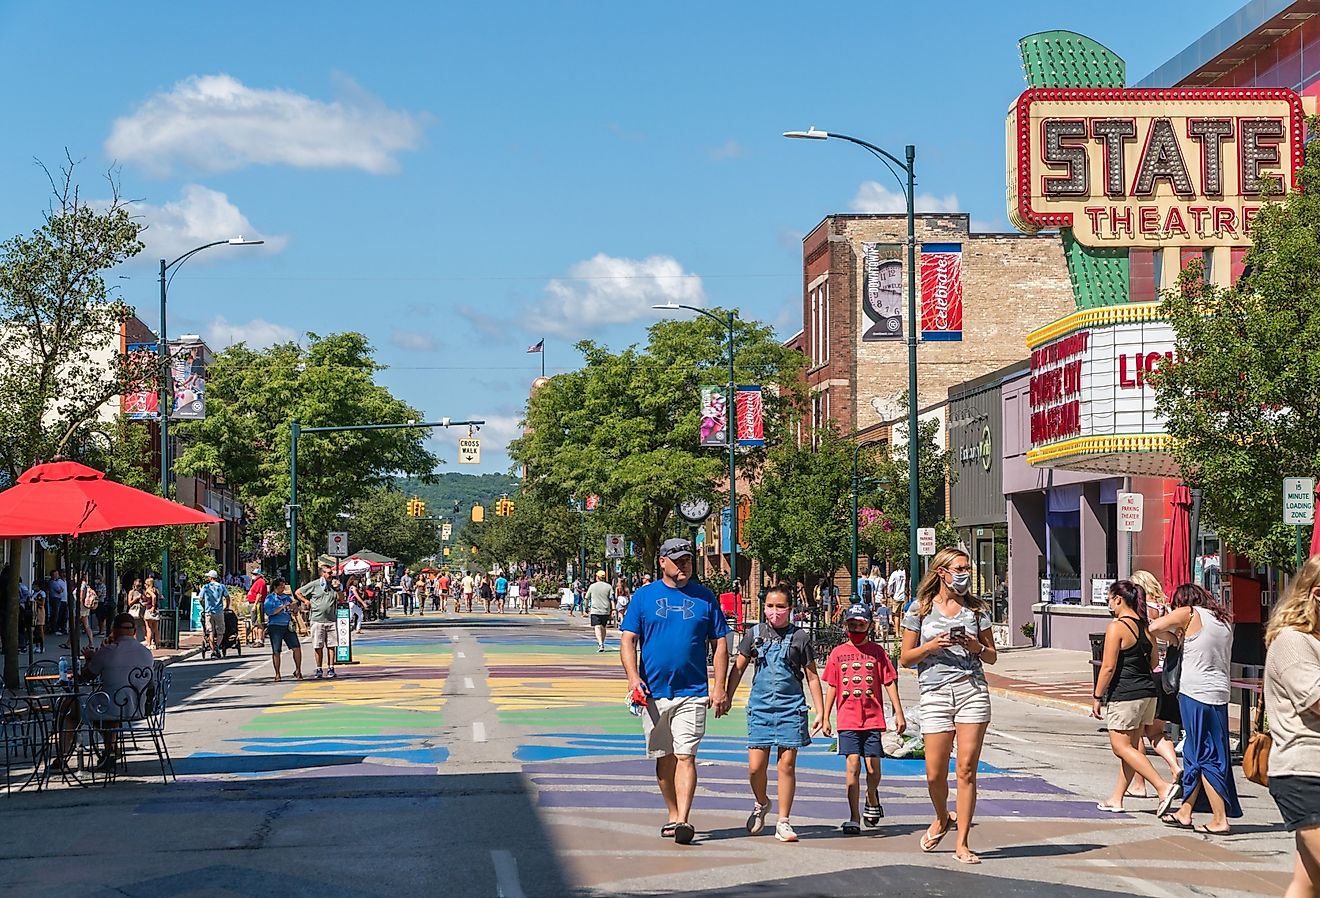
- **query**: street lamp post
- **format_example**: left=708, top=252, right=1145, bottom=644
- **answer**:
left=784, top=128, right=921, bottom=603
left=157, top=237, right=262, bottom=621
left=653, top=304, right=738, bottom=587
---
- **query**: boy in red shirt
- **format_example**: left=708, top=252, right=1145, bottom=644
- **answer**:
left=820, top=603, right=906, bottom=834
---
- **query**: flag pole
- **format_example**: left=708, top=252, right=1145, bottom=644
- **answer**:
left=542, top=341, right=546, bottom=378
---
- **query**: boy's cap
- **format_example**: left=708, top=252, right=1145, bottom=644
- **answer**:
left=844, top=603, right=873, bottom=622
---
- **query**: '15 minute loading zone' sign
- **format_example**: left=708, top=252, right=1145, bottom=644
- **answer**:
left=1006, top=87, right=1305, bottom=247
left=1284, top=477, right=1316, bottom=526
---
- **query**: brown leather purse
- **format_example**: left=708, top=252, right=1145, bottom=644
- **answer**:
left=1242, top=697, right=1271, bottom=787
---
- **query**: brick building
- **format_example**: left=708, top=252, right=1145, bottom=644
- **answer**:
left=799, top=213, right=1073, bottom=441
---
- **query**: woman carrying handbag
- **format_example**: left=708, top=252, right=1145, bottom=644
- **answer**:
left=1263, top=555, right=1320, bottom=897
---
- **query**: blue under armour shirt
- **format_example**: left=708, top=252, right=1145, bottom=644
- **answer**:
left=621, top=579, right=728, bottom=700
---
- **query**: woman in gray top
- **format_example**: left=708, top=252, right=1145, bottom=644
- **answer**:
left=1150, top=584, right=1241, bottom=834
left=900, top=547, right=998, bottom=865
left=1264, top=554, right=1320, bottom=897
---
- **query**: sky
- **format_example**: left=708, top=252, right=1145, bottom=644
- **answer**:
left=0, top=0, right=1244, bottom=474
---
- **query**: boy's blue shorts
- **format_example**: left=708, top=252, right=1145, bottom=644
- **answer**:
left=837, top=729, right=883, bottom=758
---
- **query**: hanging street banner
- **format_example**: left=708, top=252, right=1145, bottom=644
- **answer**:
left=920, top=243, right=963, bottom=341
left=123, top=342, right=159, bottom=419
left=734, top=385, right=765, bottom=446
left=861, top=242, right=903, bottom=341
left=170, top=341, right=207, bottom=420
left=699, top=385, right=728, bottom=447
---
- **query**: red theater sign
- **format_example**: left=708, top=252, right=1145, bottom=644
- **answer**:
left=1007, top=88, right=1304, bottom=247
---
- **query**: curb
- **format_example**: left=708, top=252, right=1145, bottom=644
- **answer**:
left=985, top=684, right=1091, bottom=716
left=161, top=645, right=206, bottom=666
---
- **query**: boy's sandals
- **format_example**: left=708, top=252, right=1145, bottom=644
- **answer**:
left=920, top=813, right=957, bottom=851
left=863, top=802, right=884, bottom=826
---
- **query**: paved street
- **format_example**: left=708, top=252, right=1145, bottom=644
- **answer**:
left=1, top=612, right=1297, bottom=897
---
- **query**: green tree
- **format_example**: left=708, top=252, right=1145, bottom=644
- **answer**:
left=0, top=161, right=148, bottom=687
left=456, top=489, right=585, bottom=577
left=859, top=415, right=957, bottom=573
left=346, top=487, right=442, bottom=568
left=174, top=333, right=437, bottom=579
left=1153, top=126, right=1320, bottom=567
left=742, top=427, right=863, bottom=583
left=509, top=311, right=805, bottom=568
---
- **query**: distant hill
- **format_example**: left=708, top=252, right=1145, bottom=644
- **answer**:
left=395, top=471, right=521, bottom=517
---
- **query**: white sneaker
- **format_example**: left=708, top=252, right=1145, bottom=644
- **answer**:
left=775, top=820, right=799, bottom=842
left=745, top=802, right=770, bottom=834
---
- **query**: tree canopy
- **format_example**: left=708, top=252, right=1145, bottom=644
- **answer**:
left=174, top=332, right=437, bottom=577
left=509, top=311, right=805, bottom=568
left=1154, top=122, right=1320, bottom=567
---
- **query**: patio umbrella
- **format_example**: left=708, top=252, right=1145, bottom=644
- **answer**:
left=0, top=460, right=220, bottom=688
left=1163, top=484, right=1194, bottom=599
left=341, top=558, right=373, bottom=575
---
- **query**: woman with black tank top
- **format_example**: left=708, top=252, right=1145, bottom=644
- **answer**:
left=1091, top=580, right=1180, bottom=814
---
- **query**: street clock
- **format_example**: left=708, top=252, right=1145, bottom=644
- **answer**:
left=677, top=497, right=711, bottom=523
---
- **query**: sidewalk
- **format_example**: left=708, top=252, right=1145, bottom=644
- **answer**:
left=982, top=646, right=1095, bottom=714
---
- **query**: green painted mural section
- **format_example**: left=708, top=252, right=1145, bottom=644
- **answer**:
left=1018, top=31, right=1130, bottom=309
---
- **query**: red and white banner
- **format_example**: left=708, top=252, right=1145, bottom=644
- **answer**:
left=735, top=386, right=764, bottom=446
left=920, top=243, right=963, bottom=341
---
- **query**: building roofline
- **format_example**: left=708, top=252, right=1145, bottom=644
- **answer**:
left=1136, top=0, right=1308, bottom=87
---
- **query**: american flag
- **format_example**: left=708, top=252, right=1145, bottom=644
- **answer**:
left=527, top=338, right=544, bottom=353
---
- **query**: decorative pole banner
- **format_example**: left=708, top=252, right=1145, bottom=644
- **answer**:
left=734, top=385, right=765, bottom=446
left=170, top=341, right=207, bottom=420
left=699, top=385, right=728, bottom=447
left=920, top=243, right=963, bottom=341
left=123, top=342, right=159, bottom=419
left=861, top=242, right=904, bottom=342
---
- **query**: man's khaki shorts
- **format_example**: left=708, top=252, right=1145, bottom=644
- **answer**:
left=203, top=612, right=225, bottom=638
left=642, top=695, right=708, bottom=758
left=311, top=621, right=338, bottom=650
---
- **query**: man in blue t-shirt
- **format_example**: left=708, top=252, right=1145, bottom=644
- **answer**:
left=620, top=538, right=729, bottom=846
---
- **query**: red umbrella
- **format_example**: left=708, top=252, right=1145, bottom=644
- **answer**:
left=1163, top=484, right=1194, bottom=599
left=0, top=460, right=219, bottom=538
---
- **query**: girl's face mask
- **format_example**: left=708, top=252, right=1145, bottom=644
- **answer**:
left=764, top=607, right=791, bottom=628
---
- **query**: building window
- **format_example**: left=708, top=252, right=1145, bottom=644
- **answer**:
left=822, top=283, right=830, bottom=363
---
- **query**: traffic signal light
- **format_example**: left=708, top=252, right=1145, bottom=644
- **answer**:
left=407, top=497, right=427, bottom=517
left=417, top=499, right=426, bottom=517
left=407, top=498, right=417, bottom=517
left=494, top=496, right=515, bottom=517
left=453, top=500, right=461, bottom=514
left=471, top=503, right=484, bottom=523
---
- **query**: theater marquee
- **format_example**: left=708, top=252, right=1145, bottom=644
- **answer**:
left=1007, top=88, right=1305, bottom=247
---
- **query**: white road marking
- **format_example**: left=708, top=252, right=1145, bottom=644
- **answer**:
left=472, top=721, right=487, bottom=742
left=987, top=728, right=1031, bottom=744
left=457, top=651, right=466, bottom=659
left=463, top=676, right=475, bottom=690
left=176, top=659, right=268, bottom=708
left=490, top=849, right=525, bottom=898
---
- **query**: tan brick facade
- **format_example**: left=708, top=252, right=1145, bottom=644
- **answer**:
left=800, top=213, right=1074, bottom=435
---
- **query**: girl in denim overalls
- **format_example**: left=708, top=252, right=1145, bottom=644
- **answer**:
left=724, top=586, right=826, bottom=842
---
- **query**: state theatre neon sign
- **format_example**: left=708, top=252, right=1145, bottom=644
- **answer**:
left=1007, top=88, right=1304, bottom=247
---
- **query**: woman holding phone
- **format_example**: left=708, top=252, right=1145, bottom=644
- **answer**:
left=900, top=547, right=997, bottom=865
left=262, top=579, right=304, bottom=682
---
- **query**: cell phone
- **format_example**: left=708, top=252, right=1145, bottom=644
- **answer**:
left=949, top=625, right=966, bottom=640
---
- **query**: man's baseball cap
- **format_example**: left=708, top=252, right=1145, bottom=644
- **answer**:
left=844, top=603, right=873, bottom=622
left=658, top=538, right=694, bottom=560
left=206, top=570, right=218, bottom=579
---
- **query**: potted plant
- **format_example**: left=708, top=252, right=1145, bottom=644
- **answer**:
left=1020, top=620, right=1037, bottom=646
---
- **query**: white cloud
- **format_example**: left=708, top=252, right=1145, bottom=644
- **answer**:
left=850, top=181, right=961, bottom=214
left=390, top=329, right=437, bottom=352
left=204, top=315, right=298, bottom=349
left=129, top=184, right=286, bottom=262
left=106, top=74, right=426, bottom=176
left=530, top=253, right=706, bottom=337
left=708, top=139, right=744, bottom=161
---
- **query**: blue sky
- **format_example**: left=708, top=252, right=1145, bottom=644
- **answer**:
left=0, top=1, right=1242, bottom=473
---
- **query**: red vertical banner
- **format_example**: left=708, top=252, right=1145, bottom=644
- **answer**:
left=734, top=385, right=764, bottom=446
left=920, top=243, right=963, bottom=341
